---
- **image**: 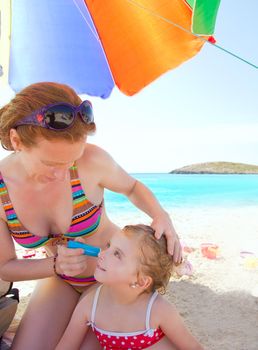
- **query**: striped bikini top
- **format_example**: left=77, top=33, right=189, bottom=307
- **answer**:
left=0, top=165, right=102, bottom=249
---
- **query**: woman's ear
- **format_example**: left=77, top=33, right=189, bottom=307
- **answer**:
left=9, top=128, right=23, bottom=151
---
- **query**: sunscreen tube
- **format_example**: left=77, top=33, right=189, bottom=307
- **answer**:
left=67, top=241, right=101, bottom=257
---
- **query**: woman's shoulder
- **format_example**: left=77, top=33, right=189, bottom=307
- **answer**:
left=83, top=143, right=113, bottom=160
left=79, top=143, right=115, bottom=170
left=0, top=153, right=12, bottom=174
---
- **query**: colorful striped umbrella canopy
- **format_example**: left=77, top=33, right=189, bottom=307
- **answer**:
left=0, top=0, right=220, bottom=98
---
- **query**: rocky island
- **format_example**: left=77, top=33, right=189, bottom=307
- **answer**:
left=170, top=161, right=258, bottom=174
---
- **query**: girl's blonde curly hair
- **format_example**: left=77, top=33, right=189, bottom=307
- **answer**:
left=122, top=224, right=173, bottom=294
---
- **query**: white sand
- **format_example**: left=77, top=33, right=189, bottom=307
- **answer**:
left=7, top=206, right=258, bottom=350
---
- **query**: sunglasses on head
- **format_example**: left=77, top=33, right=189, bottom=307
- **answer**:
left=14, top=100, right=94, bottom=130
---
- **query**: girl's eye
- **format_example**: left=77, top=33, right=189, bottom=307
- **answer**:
left=106, top=242, right=110, bottom=248
left=114, top=250, right=121, bottom=259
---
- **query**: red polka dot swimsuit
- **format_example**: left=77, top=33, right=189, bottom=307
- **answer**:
left=87, top=285, right=165, bottom=349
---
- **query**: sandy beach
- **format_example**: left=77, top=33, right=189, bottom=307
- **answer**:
left=5, top=206, right=258, bottom=350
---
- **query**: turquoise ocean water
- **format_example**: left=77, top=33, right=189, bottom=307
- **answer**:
left=105, top=174, right=258, bottom=215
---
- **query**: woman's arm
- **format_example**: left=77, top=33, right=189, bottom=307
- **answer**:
left=0, top=218, right=86, bottom=281
left=0, top=256, right=57, bottom=282
left=126, top=180, right=181, bottom=259
left=157, top=297, right=204, bottom=350
left=55, top=292, right=91, bottom=350
left=0, top=219, right=52, bottom=281
left=95, top=146, right=181, bottom=262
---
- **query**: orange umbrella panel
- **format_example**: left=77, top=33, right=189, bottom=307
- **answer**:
left=85, top=0, right=220, bottom=95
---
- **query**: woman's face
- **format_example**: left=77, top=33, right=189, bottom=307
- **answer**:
left=17, top=137, right=86, bottom=183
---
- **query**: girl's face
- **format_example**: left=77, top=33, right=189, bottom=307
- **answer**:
left=18, top=137, right=86, bottom=183
left=95, top=231, right=140, bottom=285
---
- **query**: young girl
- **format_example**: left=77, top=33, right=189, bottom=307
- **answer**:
left=56, top=224, right=203, bottom=350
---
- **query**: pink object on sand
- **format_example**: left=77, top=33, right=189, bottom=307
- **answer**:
left=22, top=249, right=36, bottom=259
left=240, top=251, right=254, bottom=259
left=180, top=240, right=195, bottom=254
left=174, top=260, right=193, bottom=276
left=201, top=243, right=219, bottom=259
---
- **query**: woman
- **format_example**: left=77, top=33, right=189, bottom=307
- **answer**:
left=0, top=82, right=181, bottom=349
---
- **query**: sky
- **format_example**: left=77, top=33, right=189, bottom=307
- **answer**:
left=1, top=1, right=257, bottom=172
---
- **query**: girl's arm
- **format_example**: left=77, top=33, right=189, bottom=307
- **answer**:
left=93, top=146, right=181, bottom=262
left=55, top=293, right=91, bottom=350
left=156, top=297, right=204, bottom=350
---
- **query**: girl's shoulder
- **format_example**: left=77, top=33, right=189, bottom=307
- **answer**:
left=151, top=293, right=178, bottom=324
left=78, top=283, right=101, bottom=317
left=152, top=293, right=175, bottom=308
left=79, top=283, right=100, bottom=304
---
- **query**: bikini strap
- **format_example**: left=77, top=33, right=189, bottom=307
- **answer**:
left=0, top=171, right=12, bottom=209
left=90, top=284, right=103, bottom=324
left=69, top=163, right=104, bottom=208
left=69, top=163, right=80, bottom=182
left=145, top=291, right=159, bottom=330
left=69, top=163, right=85, bottom=201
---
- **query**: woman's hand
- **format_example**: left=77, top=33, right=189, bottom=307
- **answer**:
left=151, top=211, right=182, bottom=264
left=55, top=238, right=87, bottom=276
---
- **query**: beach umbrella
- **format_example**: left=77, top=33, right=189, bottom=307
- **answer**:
left=0, top=0, right=220, bottom=98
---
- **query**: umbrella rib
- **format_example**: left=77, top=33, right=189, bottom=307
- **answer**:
left=72, top=0, right=100, bottom=42
left=126, top=0, right=257, bottom=69
left=72, top=0, right=116, bottom=88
